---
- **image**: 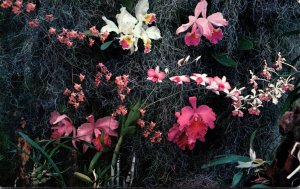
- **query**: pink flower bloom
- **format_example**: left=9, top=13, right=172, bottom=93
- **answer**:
left=45, top=14, right=54, bottom=22
left=67, top=30, right=78, bottom=39
left=15, top=0, right=22, bottom=8
left=89, top=26, right=100, bottom=37
left=184, top=25, right=201, bottom=46
left=100, top=31, right=109, bottom=43
left=77, top=115, right=118, bottom=153
left=79, top=73, right=85, bottom=82
left=169, top=75, right=190, bottom=85
left=147, top=66, right=166, bottom=83
left=116, top=105, right=127, bottom=116
left=77, top=32, right=85, bottom=41
left=248, top=106, right=260, bottom=116
left=28, top=20, right=39, bottom=28
left=176, top=0, right=228, bottom=45
left=190, top=73, right=208, bottom=86
left=26, top=2, right=36, bottom=13
left=66, top=40, right=73, bottom=48
left=226, top=87, right=245, bottom=101
left=49, top=111, right=76, bottom=146
left=1, top=0, right=13, bottom=8
left=213, top=76, right=231, bottom=93
left=88, top=38, right=95, bottom=46
left=48, top=27, right=56, bottom=35
left=168, top=96, right=216, bottom=150
left=73, top=83, right=82, bottom=91
left=232, top=109, right=244, bottom=117
left=12, top=6, right=21, bottom=15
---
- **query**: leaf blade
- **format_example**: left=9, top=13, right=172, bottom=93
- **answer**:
left=211, top=53, right=237, bottom=68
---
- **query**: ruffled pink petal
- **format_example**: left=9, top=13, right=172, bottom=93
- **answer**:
left=196, top=18, right=213, bottom=38
left=184, top=31, right=201, bottom=46
left=158, top=72, right=166, bottom=81
left=194, top=0, right=208, bottom=18
left=196, top=105, right=216, bottom=129
left=207, top=12, right=228, bottom=27
left=177, top=106, right=194, bottom=130
left=176, top=16, right=195, bottom=34
left=167, top=123, right=181, bottom=142
left=86, top=114, right=95, bottom=124
left=147, top=69, right=156, bottom=77
left=206, top=28, right=223, bottom=44
left=95, top=116, right=119, bottom=136
left=49, top=111, right=60, bottom=124
left=77, top=123, right=94, bottom=142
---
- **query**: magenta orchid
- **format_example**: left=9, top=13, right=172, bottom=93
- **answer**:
left=77, top=115, right=118, bottom=153
left=49, top=111, right=76, bottom=146
left=176, top=0, right=228, bottom=46
left=168, top=96, right=216, bottom=150
left=147, top=66, right=166, bottom=83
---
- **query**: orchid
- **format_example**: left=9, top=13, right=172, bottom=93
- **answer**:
left=77, top=115, right=119, bottom=153
left=176, top=0, right=228, bottom=46
left=49, top=111, right=76, bottom=146
left=169, top=75, right=190, bottom=85
left=147, top=66, right=166, bottom=83
left=168, top=96, right=216, bottom=150
left=100, top=0, right=161, bottom=54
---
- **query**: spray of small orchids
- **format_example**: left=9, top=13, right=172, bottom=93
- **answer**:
left=228, top=52, right=297, bottom=117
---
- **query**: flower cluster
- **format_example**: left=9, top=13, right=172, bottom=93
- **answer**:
left=88, top=26, right=109, bottom=46
left=137, top=119, right=162, bottom=143
left=55, top=28, right=86, bottom=48
left=100, top=0, right=161, bottom=54
left=63, top=74, right=85, bottom=109
left=94, top=62, right=112, bottom=87
left=227, top=52, right=296, bottom=117
left=49, top=112, right=119, bottom=153
left=176, top=0, right=228, bottom=46
left=168, top=96, right=216, bottom=150
left=1, top=0, right=35, bottom=15
left=115, top=75, right=131, bottom=102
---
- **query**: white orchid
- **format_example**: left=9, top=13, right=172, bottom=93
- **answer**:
left=100, top=0, right=161, bottom=54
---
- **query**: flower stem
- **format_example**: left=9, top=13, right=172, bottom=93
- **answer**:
left=111, top=134, right=124, bottom=168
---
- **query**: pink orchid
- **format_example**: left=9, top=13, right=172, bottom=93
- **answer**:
left=26, top=2, right=36, bottom=13
left=176, top=0, right=228, bottom=46
left=169, top=75, right=190, bottom=85
left=168, top=96, right=216, bottom=150
left=77, top=115, right=118, bottom=153
left=49, top=111, right=76, bottom=146
left=190, top=73, right=208, bottom=86
left=207, top=76, right=231, bottom=94
left=147, top=66, right=166, bottom=83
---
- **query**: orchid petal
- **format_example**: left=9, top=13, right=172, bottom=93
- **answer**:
left=196, top=105, right=216, bottom=129
left=135, top=0, right=149, bottom=21
left=95, top=116, right=119, bottom=137
left=176, top=16, right=196, bottom=34
left=101, top=16, right=119, bottom=34
left=116, top=7, right=137, bottom=34
left=194, top=0, right=208, bottom=18
left=145, top=26, right=161, bottom=40
left=189, top=96, right=197, bottom=110
left=207, top=12, right=228, bottom=27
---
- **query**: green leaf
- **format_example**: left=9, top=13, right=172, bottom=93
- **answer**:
left=201, top=154, right=251, bottom=169
left=282, top=29, right=300, bottom=37
left=97, top=165, right=110, bottom=179
left=211, top=53, right=237, bottom=68
left=18, top=132, right=66, bottom=187
left=123, top=126, right=136, bottom=136
left=231, top=171, right=243, bottom=188
left=88, top=152, right=102, bottom=173
left=121, top=0, right=134, bottom=12
left=251, top=184, right=271, bottom=188
left=238, top=39, right=254, bottom=51
left=100, top=40, right=113, bottom=51
left=124, top=100, right=141, bottom=127
left=250, top=129, right=258, bottom=150
left=74, top=172, right=93, bottom=184
left=281, top=86, right=300, bottom=115
left=83, top=30, right=94, bottom=37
